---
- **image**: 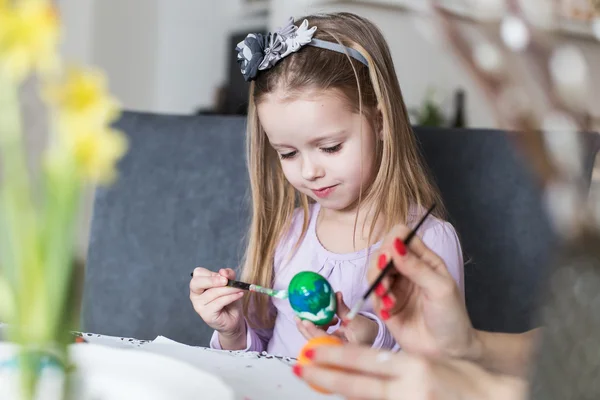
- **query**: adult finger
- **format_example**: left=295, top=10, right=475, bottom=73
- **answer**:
left=388, top=250, right=451, bottom=299
left=300, top=363, right=397, bottom=400
left=307, top=344, right=403, bottom=377
left=398, top=232, right=449, bottom=276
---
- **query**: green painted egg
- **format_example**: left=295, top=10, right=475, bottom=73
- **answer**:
left=288, top=271, right=337, bottom=326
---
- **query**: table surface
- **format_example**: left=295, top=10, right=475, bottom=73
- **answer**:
left=0, top=324, right=342, bottom=400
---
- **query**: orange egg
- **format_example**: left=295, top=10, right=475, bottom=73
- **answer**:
left=296, top=336, right=344, bottom=394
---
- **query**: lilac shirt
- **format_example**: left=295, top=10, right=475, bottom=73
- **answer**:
left=210, top=203, right=464, bottom=357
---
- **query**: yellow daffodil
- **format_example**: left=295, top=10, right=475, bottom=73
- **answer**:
left=65, top=127, right=128, bottom=185
left=44, top=66, right=120, bottom=135
left=0, top=0, right=61, bottom=82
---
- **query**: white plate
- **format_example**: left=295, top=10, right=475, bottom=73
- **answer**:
left=0, top=343, right=235, bottom=400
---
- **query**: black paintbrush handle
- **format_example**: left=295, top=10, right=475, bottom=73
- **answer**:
left=364, top=261, right=395, bottom=299
left=226, top=279, right=251, bottom=291
left=189, top=272, right=252, bottom=291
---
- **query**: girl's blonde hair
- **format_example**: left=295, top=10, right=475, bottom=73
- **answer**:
left=241, top=12, right=446, bottom=329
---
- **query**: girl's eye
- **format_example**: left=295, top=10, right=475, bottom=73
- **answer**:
left=322, top=144, right=342, bottom=154
left=280, top=151, right=297, bottom=160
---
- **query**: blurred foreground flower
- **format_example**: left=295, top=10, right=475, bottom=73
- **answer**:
left=0, top=1, right=128, bottom=399
left=44, top=66, right=127, bottom=184
left=0, top=0, right=60, bottom=82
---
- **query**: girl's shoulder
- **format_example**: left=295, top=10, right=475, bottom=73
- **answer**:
left=407, top=205, right=460, bottom=245
left=408, top=205, right=465, bottom=293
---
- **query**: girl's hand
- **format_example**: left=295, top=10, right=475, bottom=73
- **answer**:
left=367, top=224, right=479, bottom=361
left=295, top=292, right=379, bottom=345
left=189, top=267, right=246, bottom=347
left=295, top=344, right=527, bottom=400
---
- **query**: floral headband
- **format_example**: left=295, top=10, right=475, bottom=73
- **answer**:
left=235, top=17, right=369, bottom=82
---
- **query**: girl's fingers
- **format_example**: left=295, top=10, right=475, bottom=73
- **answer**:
left=191, top=267, right=217, bottom=278
left=201, top=286, right=244, bottom=305
left=219, top=268, right=237, bottom=280
left=295, top=317, right=328, bottom=339
left=295, top=317, right=312, bottom=340
left=319, top=316, right=339, bottom=330
left=205, top=291, right=244, bottom=311
left=189, top=275, right=228, bottom=295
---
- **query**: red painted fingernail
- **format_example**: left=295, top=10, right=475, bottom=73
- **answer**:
left=394, top=238, right=406, bottom=255
left=380, top=309, right=390, bottom=320
left=375, top=284, right=386, bottom=297
left=293, top=364, right=303, bottom=377
left=378, top=254, right=387, bottom=269
left=341, top=319, right=349, bottom=327
left=382, top=295, right=394, bottom=309
left=303, top=349, right=315, bottom=360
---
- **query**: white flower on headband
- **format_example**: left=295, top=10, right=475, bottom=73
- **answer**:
left=279, top=19, right=317, bottom=57
left=235, top=17, right=317, bottom=82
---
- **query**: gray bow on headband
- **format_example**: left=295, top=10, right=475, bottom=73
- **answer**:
left=235, top=17, right=368, bottom=82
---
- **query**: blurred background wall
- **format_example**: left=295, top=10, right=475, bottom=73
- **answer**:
left=53, top=0, right=600, bottom=260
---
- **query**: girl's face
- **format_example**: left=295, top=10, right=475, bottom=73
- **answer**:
left=257, top=88, right=379, bottom=213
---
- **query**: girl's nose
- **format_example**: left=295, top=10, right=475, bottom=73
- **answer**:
left=301, top=155, right=325, bottom=181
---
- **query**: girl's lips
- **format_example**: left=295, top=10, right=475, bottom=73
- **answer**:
left=312, top=185, right=337, bottom=198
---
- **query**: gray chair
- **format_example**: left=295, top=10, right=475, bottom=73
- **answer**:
left=82, top=111, right=600, bottom=345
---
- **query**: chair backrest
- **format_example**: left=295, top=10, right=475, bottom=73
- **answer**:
left=82, top=111, right=600, bottom=344
left=83, top=112, right=250, bottom=344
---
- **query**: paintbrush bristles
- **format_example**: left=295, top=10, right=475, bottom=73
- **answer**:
left=226, top=279, right=288, bottom=299
left=346, top=299, right=365, bottom=322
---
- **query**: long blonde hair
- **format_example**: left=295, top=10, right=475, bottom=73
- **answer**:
left=241, top=12, right=446, bottom=329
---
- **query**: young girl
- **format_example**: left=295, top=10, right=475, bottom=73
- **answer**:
left=189, top=12, right=464, bottom=357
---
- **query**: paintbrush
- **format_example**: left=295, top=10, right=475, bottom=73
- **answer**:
left=190, top=271, right=288, bottom=299
left=225, top=279, right=289, bottom=299
left=344, top=203, right=436, bottom=322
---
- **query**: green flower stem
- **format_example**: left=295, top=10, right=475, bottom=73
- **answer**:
left=0, top=71, right=78, bottom=400
left=42, top=155, right=81, bottom=339
left=0, top=73, right=48, bottom=399
left=0, top=72, right=49, bottom=339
